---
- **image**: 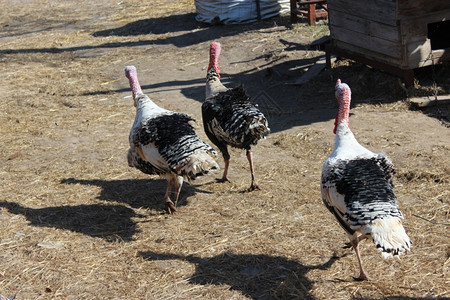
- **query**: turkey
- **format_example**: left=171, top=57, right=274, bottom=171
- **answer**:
left=321, top=79, right=411, bottom=281
left=125, top=65, right=219, bottom=214
left=202, top=42, right=270, bottom=191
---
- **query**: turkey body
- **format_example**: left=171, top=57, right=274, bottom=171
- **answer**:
left=202, top=42, right=269, bottom=191
left=321, top=79, right=411, bottom=280
left=125, top=66, right=218, bottom=214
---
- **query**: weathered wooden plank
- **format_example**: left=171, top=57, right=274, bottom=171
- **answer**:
left=311, top=35, right=330, bottom=47
left=331, top=26, right=402, bottom=58
left=327, top=0, right=450, bottom=71
left=329, top=13, right=400, bottom=42
left=397, top=0, right=450, bottom=17
left=327, top=0, right=397, bottom=26
left=400, top=9, right=450, bottom=39
left=332, top=40, right=405, bottom=67
left=409, top=95, right=450, bottom=108
left=332, top=39, right=448, bottom=69
left=292, top=56, right=336, bottom=85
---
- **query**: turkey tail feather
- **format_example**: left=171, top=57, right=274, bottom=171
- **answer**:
left=180, top=151, right=219, bottom=180
left=369, top=216, right=411, bottom=258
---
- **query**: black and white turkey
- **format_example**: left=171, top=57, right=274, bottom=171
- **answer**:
left=125, top=66, right=218, bottom=214
left=321, top=79, right=411, bottom=280
left=202, top=42, right=270, bottom=191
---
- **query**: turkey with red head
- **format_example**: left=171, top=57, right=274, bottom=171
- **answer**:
left=125, top=66, right=218, bottom=214
left=321, top=79, right=411, bottom=280
left=202, top=42, right=270, bottom=191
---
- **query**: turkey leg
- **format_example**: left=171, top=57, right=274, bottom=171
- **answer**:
left=164, top=178, right=177, bottom=214
left=246, top=150, right=260, bottom=191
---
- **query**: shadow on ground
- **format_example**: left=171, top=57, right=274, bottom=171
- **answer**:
left=0, top=201, right=141, bottom=242
left=93, top=13, right=200, bottom=37
left=0, top=13, right=291, bottom=54
left=60, top=177, right=213, bottom=211
left=139, top=250, right=340, bottom=300
left=0, top=177, right=213, bottom=242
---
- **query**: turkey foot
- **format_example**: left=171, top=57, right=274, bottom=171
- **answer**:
left=353, top=271, right=371, bottom=281
left=216, top=177, right=230, bottom=183
left=165, top=200, right=177, bottom=214
left=216, top=159, right=230, bottom=183
left=247, top=182, right=261, bottom=192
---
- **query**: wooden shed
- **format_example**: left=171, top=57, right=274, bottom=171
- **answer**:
left=325, top=0, right=450, bottom=86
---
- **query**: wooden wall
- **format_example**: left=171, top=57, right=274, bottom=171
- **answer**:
left=327, top=0, right=450, bottom=69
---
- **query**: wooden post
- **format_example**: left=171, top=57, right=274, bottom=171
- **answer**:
left=290, top=0, right=298, bottom=23
left=308, top=1, right=316, bottom=25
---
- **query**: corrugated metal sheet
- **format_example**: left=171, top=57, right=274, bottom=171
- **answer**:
left=195, top=0, right=290, bottom=24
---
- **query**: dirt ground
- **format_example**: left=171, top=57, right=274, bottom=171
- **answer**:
left=1, top=1, right=449, bottom=299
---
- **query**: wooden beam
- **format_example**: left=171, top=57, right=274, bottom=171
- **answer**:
left=409, top=95, right=450, bottom=108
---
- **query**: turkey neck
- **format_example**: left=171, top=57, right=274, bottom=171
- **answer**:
left=125, top=66, right=167, bottom=122
left=208, top=42, right=221, bottom=77
left=133, top=93, right=172, bottom=129
left=331, top=80, right=372, bottom=159
left=334, top=80, right=351, bottom=134
left=125, top=66, right=143, bottom=102
left=206, top=42, right=227, bottom=98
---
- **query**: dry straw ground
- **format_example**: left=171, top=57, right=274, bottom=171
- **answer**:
left=1, top=0, right=449, bottom=299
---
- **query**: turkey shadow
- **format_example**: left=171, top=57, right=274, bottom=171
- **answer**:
left=0, top=201, right=141, bottom=242
left=93, top=13, right=199, bottom=37
left=60, top=177, right=212, bottom=212
left=139, top=250, right=339, bottom=299
left=91, top=12, right=292, bottom=48
left=0, top=13, right=291, bottom=55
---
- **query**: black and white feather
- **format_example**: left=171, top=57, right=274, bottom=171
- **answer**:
left=203, top=42, right=269, bottom=191
left=202, top=85, right=268, bottom=151
left=125, top=66, right=218, bottom=213
left=321, top=79, right=410, bottom=280
left=129, top=111, right=217, bottom=179
left=321, top=153, right=410, bottom=257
